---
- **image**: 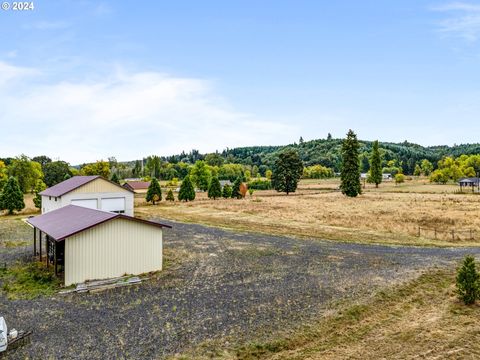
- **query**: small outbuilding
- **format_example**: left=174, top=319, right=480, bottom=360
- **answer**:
left=27, top=205, right=171, bottom=286
left=123, top=181, right=151, bottom=194
left=40, top=176, right=134, bottom=216
left=459, top=177, right=480, bottom=192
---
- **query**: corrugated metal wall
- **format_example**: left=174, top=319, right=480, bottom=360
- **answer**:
left=69, top=178, right=129, bottom=195
left=64, top=218, right=163, bottom=286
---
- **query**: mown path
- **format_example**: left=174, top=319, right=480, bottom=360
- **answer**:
left=2, top=220, right=480, bottom=359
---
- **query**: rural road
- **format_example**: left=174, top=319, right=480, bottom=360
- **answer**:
left=2, top=220, right=480, bottom=359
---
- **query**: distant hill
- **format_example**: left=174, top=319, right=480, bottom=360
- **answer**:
left=164, top=138, right=480, bottom=175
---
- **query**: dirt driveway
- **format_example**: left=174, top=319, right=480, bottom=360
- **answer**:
left=1, top=219, right=479, bottom=359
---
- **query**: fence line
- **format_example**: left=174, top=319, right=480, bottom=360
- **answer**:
left=416, top=226, right=475, bottom=241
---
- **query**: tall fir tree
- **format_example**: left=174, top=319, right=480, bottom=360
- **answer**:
left=208, top=176, right=222, bottom=200
left=110, top=173, right=120, bottom=184
left=146, top=178, right=162, bottom=204
left=340, top=129, right=362, bottom=197
left=368, top=140, right=382, bottom=188
left=0, top=176, right=25, bottom=214
left=456, top=255, right=480, bottom=305
left=33, top=179, right=46, bottom=209
left=271, top=149, right=304, bottom=195
left=222, top=183, right=232, bottom=198
left=178, top=175, right=196, bottom=201
left=231, top=176, right=243, bottom=199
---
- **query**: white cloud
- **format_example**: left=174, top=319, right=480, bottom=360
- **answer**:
left=432, top=2, right=480, bottom=42
left=0, top=62, right=294, bottom=164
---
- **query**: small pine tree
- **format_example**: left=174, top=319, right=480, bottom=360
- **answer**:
left=222, top=184, right=232, bottom=198
left=456, top=255, right=480, bottom=305
left=368, top=140, right=382, bottom=188
left=340, top=129, right=362, bottom=197
left=33, top=179, right=46, bottom=209
left=178, top=175, right=196, bottom=201
left=231, top=176, right=242, bottom=199
left=0, top=177, right=25, bottom=214
left=166, top=189, right=175, bottom=201
left=208, top=176, right=222, bottom=200
left=111, top=173, right=120, bottom=184
left=146, top=178, right=162, bottom=205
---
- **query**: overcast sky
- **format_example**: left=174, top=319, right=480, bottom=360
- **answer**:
left=1, top=1, right=480, bottom=164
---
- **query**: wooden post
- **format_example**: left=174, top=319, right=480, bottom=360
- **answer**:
left=417, top=226, right=421, bottom=237
left=452, top=230, right=455, bottom=241
left=33, top=227, right=36, bottom=257
left=46, top=238, right=49, bottom=267
left=39, top=231, right=42, bottom=261
left=54, top=241, right=57, bottom=277
left=434, top=228, right=437, bottom=239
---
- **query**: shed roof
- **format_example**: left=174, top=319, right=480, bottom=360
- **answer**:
left=123, top=181, right=151, bottom=190
left=27, top=205, right=171, bottom=241
left=40, top=176, right=132, bottom=197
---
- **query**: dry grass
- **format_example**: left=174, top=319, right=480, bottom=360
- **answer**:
left=173, top=269, right=480, bottom=359
left=136, top=178, right=480, bottom=247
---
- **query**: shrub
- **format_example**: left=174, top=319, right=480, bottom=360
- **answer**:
left=222, top=184, right=232, bottom=198
left=395, top=173, right=405, bottom=185
left=456, top=255, right=480, bottom=305
left=247, top=179, right=272, bottom=190
left=166, top=189, right=175, bottom=201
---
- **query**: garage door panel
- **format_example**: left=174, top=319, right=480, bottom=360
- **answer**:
left=101, top=197, right=125, bottom=213
left=71, top=199, right=98, bottom=209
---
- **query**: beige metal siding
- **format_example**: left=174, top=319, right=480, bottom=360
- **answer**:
left=69, top=178, right=129, bottom=195
left=64, top=218, right=162, bottom=286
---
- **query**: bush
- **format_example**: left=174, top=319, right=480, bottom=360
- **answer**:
left=395, top=173, right=405, bottom=185
left=247, top=179, right=272, bottom=190
left=222, top=184, right=232, bottom=198
left=166, top=189, right=175, bottom=201
left=456, top=255, right=480, bottom=305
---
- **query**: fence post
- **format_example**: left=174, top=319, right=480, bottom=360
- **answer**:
left=434, top=228, right=437, bottom=239
left=452, top=230, right=455, bottom=241
left=418, top=226, right=421, bottom=237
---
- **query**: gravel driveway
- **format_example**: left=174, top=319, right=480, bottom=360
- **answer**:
left=1, top=220, right=479, bottom=359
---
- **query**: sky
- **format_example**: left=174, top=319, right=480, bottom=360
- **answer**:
left=1, top=1, right=480, bottom=164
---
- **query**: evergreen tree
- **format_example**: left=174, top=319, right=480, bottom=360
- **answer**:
left=166, top=189, right=175, bottom=201
left=110, top=173, right=120, bottom=184
left=178, top=175, right=195, bottom=201
left=222, top=184, right=232, bottom=198
left=146, top=178, right=162, bottom=204
left=231, top=176, right=243, bottom=199
left=0, top=177, right=25, bottom=214
left=340, top=129, right=362, bottom=197
left=456, top=255, right=480, bottom=305
left=368, top=140, right=382, bottom=188
left=271, top=149, right=304, bottom=195
left=33, top=179, right=46, bottom=209
left=208, top=176, right=222, bottom=200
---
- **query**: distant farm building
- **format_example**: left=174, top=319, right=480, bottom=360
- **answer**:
left=382, top=173, right=392, bottom=180
left=219, top=180, right=232, bottom=188
left=40, top=176, right=134, bottom=216
left=459, top=177, right=480, bottom=192
left=123, top=181, right=151, bottom=194
left=27, top=205, right=171, bottom=286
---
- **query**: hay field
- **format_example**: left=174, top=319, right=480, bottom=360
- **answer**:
left=137, top=178, right=480, bottom=246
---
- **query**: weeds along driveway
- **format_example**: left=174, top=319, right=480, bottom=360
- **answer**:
left=2, top=219, right=480, bottom=359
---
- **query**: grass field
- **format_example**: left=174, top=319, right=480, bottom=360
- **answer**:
left=137, top=178, right=480, bottom=247
left=176, top=269, right=480, bottom=359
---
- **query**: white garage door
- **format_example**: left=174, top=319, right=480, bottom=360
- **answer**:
left=71, top=199, right=98, bottom=209
left=101, top=197, right=125, bottom=213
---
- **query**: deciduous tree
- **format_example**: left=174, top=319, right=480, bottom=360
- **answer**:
left=271, top=149, right=304, bottom=195
left=33, top=179, right=46, bottom=209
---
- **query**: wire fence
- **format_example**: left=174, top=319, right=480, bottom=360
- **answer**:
left=417, top=226, right=476, bottom=241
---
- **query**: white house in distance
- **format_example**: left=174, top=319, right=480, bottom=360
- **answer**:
left=27, top=205, right=171, bottom=286
left=40, top=176, right=134, bottom=216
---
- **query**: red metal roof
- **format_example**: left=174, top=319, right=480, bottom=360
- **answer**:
left=26, top=205, right=171, bottom=241
left=40, top=176, right=133, bottom=197
left=123, top=181, right=151, bottom=190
